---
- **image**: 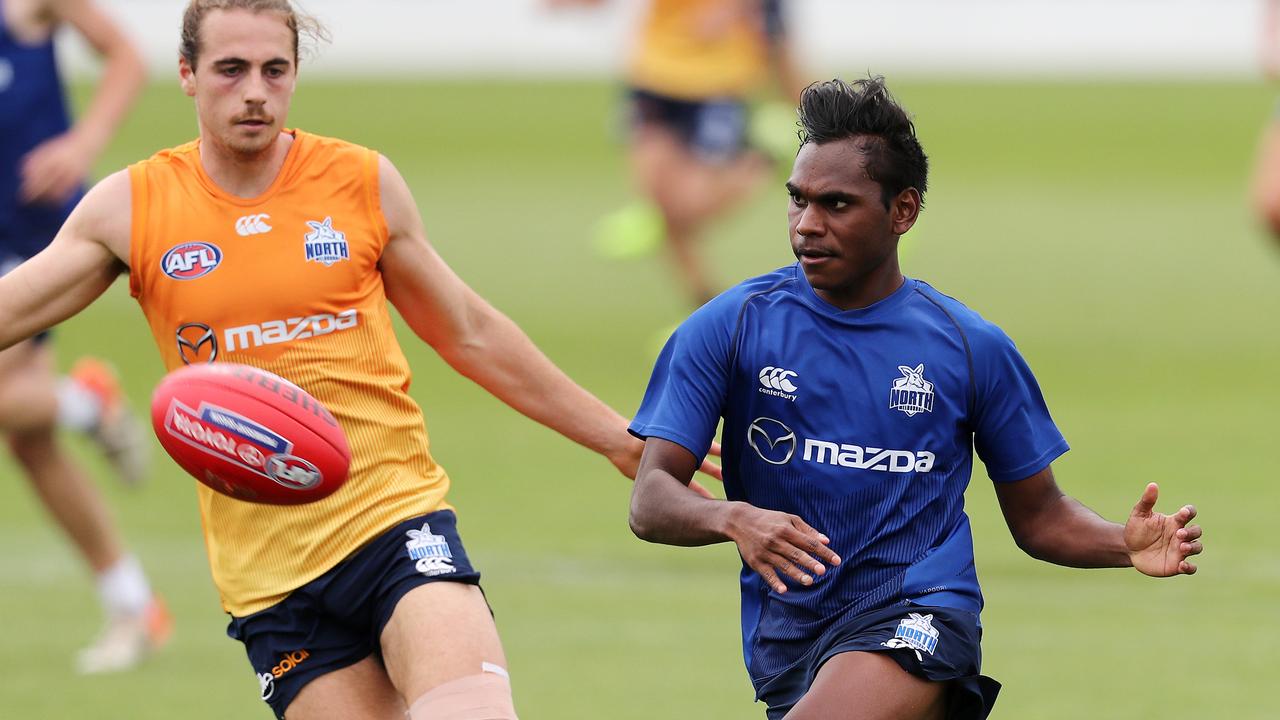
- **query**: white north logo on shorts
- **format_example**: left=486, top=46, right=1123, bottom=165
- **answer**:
left=405, top=523, right=456, bottom=577
left=236, top=214, right=272, bottom=236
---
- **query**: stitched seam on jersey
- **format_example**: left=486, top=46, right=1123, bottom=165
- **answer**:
left=127, top=164, right=149, bottom=300
left=912, top=288, right=976, bottom=420
left=363, top=148, right=389, bottom=253
left=728, top=276, right=796, bottom=372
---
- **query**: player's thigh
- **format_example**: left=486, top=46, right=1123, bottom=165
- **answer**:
left=784, top=651, right=947, bottom=720
left=379, top=581, right=507, bottom=702
left=285, top=654, right=404, bottom=720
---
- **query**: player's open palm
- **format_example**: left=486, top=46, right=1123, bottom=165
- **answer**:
left=729, top=506, right=841, bottom=593
left=1125, top=482, right=1202, bottom=577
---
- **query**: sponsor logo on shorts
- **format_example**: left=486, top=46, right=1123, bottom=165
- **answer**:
left=164, top=399, right=294, bottom=480
left=758, top=366, right=799, bottom=401
left=889, top=364, right=935, bottom=417
left=236, top=213, right=272, bottom=237
left=256, top=649, right=310, bottom=702
left=304, top=217, right=350, bottom=266
left=176, top=322, right=218, bottom=364
left=882, top=612, right=940, bottom=659
left=406, top=523, right=456, bottom=577
left=272, top=649, right=310, bottom=678
left=161, top=242, right=223, bottom=280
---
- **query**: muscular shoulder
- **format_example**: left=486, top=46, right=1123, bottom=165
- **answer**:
left=910, top=281, right=1018, bottom=352
left=63, top=169, right=132, bottom=265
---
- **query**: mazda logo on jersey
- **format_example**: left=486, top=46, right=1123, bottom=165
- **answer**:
left=176, top=323, right=218, bottom=364
left=747, top=417, right=796, bottom=465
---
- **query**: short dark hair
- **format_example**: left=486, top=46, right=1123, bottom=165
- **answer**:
left=797, top=76, right=929, bottom=208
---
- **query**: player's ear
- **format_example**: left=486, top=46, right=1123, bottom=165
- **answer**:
left=890, top=187, right=921, bottom=236
left=179, top=56, right=197, bottom=97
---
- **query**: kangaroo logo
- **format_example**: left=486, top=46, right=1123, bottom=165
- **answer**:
left=889, top=364, right=934, bottom=417
left=405, top=524, right=456, bottom=577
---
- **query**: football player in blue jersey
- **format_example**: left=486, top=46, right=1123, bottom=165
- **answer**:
left=627, top=76, right=1204, bottom=720
left=2, top=0, right=166, bottom=673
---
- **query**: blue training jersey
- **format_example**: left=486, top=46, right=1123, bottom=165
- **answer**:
left=0, top=0, right=80, bottom=258
left=630, top=265, right=1068, bottom=688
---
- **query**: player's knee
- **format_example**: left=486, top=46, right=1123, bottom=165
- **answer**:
left=406, top=664, right=517, bottom=720
left=7, top=427, right=57, bottom=466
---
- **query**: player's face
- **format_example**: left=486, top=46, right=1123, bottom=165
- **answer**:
left=179, top=9, right=297, bottom=158
left=786, top=138, right=920, bottom=309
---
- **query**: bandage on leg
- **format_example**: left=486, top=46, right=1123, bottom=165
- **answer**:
left=405, top=666, right=517, bottom=720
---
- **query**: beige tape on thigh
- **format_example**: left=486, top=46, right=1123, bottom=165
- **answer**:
left=406, top=665, right=517, bottom=720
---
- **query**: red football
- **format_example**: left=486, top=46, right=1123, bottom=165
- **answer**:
left=150, top=363, right=351, bottom=504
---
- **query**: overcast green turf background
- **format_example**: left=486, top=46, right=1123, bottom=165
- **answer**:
left=0, top=79, right=1275, bottom=718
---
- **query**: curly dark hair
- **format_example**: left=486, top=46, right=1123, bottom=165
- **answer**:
left=797, top=76, right=929, bottom=208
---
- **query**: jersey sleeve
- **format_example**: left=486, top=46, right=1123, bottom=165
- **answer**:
left=628, top=301, right=735, bottom=461
left=970, top=324, right=1069, bottom=482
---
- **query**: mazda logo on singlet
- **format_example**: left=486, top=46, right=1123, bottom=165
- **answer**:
left=176, top=322, right=218, bottom=364
left=747, top=417, right=796, bottom=465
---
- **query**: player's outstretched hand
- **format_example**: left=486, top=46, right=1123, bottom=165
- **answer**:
left=727, top=505, right=841, bottom=593
left=20, top=132, right=93, bottom=205
left=1125, top=483, right=1202, bottom=577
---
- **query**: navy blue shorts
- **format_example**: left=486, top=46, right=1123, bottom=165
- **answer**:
left=755, top=604, right=1000, bottom=720
left=626, top=88, right=751, bottom=163
left=225, top=510, right=482, bottom=719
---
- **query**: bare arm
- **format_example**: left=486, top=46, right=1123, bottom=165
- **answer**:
left=630, top=437, right=839, bottom=593
left=376, top=155, right=644, bottom=477
left=0, top=170, right=131, bottom=350
left=993, top=466, right=1202, bottom=576
left=20, top=0, right=146, bottom=204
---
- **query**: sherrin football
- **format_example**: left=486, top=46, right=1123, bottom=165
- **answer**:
left=151, top=363, right=351, bottom=504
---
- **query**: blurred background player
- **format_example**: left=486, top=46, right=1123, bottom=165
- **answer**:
left=555, top=0, right=808, bottom=306
left=1252, top=0, right=1280, bottom=242
left=0, top=0, right=166, bottom=673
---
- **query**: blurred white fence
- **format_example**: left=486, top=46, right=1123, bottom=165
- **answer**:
left=63, top=0, right=1263, bottom=79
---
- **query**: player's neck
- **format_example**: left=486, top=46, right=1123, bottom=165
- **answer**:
left=198, top=131, right=295, bottom=199
left=813, top=262, right=905, bottom=312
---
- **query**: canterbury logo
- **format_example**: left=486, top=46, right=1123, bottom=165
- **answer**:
left=759, top=366, right=799, bottom=393
left=236, top=213, right=272, bottom=236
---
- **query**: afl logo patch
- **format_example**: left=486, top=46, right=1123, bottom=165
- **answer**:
left=161, top=242, right=223, bottom=280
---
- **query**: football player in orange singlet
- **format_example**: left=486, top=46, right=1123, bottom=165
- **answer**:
left=0, top=1, right=716, bottom=718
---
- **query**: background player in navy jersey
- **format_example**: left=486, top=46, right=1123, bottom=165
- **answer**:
left=1, top=0, right=165, bottom=673
left=627, top=77, right=1204, bottom=720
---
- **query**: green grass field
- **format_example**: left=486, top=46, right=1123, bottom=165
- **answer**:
left=1, top=78, right=1276, bottom=718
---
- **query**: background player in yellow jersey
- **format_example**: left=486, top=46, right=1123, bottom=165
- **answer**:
left=556, top=0, right=808, bottom=305
left=0, top=1, right=715, bottom=717
left=1, top=0, right=167, bottom=673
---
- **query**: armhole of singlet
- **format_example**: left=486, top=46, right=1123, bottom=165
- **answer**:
left=363, top=149, right=389, bottom=255
left=127, top=164, right=148, bottom=299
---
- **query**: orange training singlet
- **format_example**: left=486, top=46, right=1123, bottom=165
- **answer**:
left=129, top=130, right=451, bottom=616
